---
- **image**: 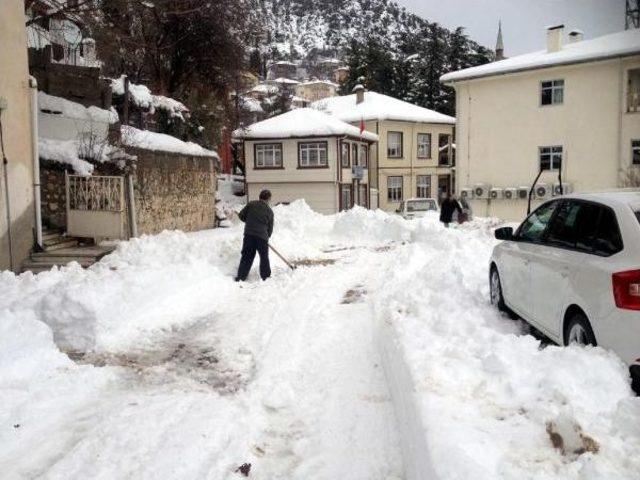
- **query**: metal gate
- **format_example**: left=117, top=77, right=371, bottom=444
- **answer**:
left=65, top=172, right=126, bottom=239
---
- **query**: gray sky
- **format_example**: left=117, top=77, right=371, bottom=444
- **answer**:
left=396, top=0, right=626, bottom=55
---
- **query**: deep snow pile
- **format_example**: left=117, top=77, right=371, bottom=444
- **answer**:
left=0, top=201, right=638, bottom=479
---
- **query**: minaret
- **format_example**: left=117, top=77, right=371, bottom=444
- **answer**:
left=495, top=21, right=505, bottom=61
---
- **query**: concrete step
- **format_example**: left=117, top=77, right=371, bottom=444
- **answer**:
left=43, top=238, right=80, bottom=251
left=42, top=229, right=64, bottom=241
left=22, top=245, right=116, bottom=274
left=23, top=258, right=96, bottom=269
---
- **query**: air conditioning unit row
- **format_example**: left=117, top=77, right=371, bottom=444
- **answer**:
left=459, top=183, right=572, bottom=200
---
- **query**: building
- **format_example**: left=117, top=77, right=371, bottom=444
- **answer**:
left=441, top=26, right=640, bottom=221
left=314, top=87, right=456, bottom=212
left=295, top=80, right=339, bottom=103
left=233, top=108, right=378, bottom=214
left=333, top=66, right=350, bottom=85
left=0, top=1, right=37, bottom=271
left=267, top=61, right=298, bottom=81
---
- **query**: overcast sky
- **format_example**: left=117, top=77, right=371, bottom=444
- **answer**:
left=396, top=0, right=626, bottom=55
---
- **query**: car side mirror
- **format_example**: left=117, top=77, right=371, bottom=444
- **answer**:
left=494, top=227, right=514, bottom=241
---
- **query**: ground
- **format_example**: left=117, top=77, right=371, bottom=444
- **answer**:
left=1, top=202, right=639, bottom=479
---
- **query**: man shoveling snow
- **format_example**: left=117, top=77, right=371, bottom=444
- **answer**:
left=235, top=189, right=274, bottom=281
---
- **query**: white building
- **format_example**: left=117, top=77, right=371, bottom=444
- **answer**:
left=441, top=26, right=640, bottom=221
left=233, top=108, right=378, bottom=214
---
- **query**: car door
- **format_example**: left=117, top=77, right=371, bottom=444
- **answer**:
left=527, top=200, right=600, bottom=340
left=500, top=201, right=559, bottom=317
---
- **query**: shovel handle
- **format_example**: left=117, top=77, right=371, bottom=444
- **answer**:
left=268, top=244, right=296, bottom=270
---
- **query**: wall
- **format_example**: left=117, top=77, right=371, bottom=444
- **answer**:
left=128, top=148, right=216, bottom=235
left=367, top=120, right=455, bottom=212
left=40, top=162, right=68, bottom=229
left=247, top=182, right=337, bottom=214
left=453, top=55, right=640, bottom=222
left=0, top=3, right=35, bottom=272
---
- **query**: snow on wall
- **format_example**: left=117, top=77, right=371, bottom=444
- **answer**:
left=121, top=126, right=218, bottom=158
left=111, top=76, right=190, bottom=120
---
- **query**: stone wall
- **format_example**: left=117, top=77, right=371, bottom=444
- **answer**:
left=127, top=147, right=217, bottom=236
left=40, top=161, right=69, bottom=229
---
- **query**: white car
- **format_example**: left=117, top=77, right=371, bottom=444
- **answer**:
left=489, top=192, right=640, bottom=391
left=397, top=198, right=439, bottom=219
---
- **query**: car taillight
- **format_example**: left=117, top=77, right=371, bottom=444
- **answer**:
left=612, top=270, right=640, bottom=311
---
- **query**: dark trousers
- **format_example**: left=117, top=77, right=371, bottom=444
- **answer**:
left=236, top=235, right=271, bottom=281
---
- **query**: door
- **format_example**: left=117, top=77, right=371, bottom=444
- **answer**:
left=438, top=175, right=450, bottom=202
left=340, top=184, right=352, bottom=211
left=502, top=201, right=559, bottom=317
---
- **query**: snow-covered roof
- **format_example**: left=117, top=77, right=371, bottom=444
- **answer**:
left=111, top=76, right=189, bottom=120
left=122, top=126, right=219, bottom=158
left=298, top=80, right=339, bottom=88
left=232, top=108, right=379, bottom=142
left=441, top=28, right=640, bottom=83
left=272, top=77, right=300, bottom=85
left=38, top=91, right=118, bottom=124
left=312, top=91, right=455, bottom=124
left=249, top=84, right=279, bottom=95
left=241, top=97, right=264, bottom=114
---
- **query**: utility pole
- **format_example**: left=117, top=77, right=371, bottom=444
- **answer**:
left=627, top=0, right=640, bottom=30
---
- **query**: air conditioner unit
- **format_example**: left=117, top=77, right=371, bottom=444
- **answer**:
left=504, top=188, right=517, bottom=200
left=490, top=188, right=504, bottom=200
left=553, top=183, right=573, bottom=196
left=460, top=188, right=474, bottom=200
left=473, top=183, right=491, bottom=199
left=534, top=183, right=551, bottom=199
left=517, top=186, right=530, bottom=200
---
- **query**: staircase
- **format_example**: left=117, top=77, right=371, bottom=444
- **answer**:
left=21, top=228, right=116, bottom=274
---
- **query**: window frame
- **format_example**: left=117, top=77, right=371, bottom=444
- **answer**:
left=341, top=141, right=350, bottom=168
left=387, top=176, right=403, bottom=203
left=387, top=131, right=403, bottom=159
left=438, top=133, right=452, bottom=166
left=539, top=145, right=563, bottom=171
left=417, top=133, right=432, bottom=159
left=514, top=200, right=559, bottom=244
left=298, top=141, right=329, bottom=169
left=352, top=143, right=359, bottom=166
left=359, top=144, right=368, bottom=168
left=416, top=175, right=431, bottom=199
left=340, top=183, right=353, bottom=211
left=540, top=79, right=565, bottom=106
left=254, top=142, right=284, bottom=170
left=632, top=139, right=640, bottom=165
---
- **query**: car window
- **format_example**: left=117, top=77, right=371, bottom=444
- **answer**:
left=546, top=201, right=600, bottom=252
left=516, top=201, right=558, bottom=242
left=593, top=207, right=623, bottom=256
left=407, top=200, right=436, bottom=211
left=635, top=211, right=640, bottom=225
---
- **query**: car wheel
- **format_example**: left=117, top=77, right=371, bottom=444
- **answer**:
left=490, top=267, right=507, bottom=312
left=564, top=313, right=597, bottom=347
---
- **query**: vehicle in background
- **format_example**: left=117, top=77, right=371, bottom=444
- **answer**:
left=489, top=192, right=640, bottom=392
left=396, top=198, right=439, bottom=219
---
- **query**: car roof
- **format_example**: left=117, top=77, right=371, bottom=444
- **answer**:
left=560, top=190, right=640, bottom=210
left=406, top=197, right=437, bottom=202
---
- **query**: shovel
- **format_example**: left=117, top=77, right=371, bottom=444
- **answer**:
left=269, top=244, right=297, bottom=271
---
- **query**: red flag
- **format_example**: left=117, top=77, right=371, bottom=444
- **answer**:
left=359, top=117, right=365, bottom=137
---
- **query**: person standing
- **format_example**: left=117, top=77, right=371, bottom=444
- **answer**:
left=235, top=190, right=274, bottom=281
left=439, top=192, right=462, bottom=228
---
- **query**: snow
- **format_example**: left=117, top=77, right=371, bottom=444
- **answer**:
left=241, top=96, right=264, bottom=113
left=122, top=125, right=218, bottom=158
left=38, top=138, right=94, bottom=175
left=38, top=91, right=118, bottom=125
left=441, top=28, right=640, bottom=83
left=313, top=91, right=456, bottom=124
left=249, top=83, right=279, bottom=95
left=1, top=202, right=639, bottom=479
left=232, top=108, right=379, bottom=142
left=272, top=77, right=300, bottom=85
left=111, top=76, right=190, bottom=120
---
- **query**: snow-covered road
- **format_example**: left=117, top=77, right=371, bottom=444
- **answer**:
left=1, top=202, right=639, bottom=480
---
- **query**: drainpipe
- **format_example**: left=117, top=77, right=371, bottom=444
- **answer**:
left=126, top=166, right=138, bottom=238
left=29, top=76, right=43, bottom=250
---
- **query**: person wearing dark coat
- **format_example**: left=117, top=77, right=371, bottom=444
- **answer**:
left=439, top=193, right=462, bottom=228
left=235, top=190, right=274, bottom=281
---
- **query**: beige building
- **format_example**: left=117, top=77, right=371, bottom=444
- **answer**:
left=442, top=26, right=640, bottom=221
left=295, top=80, right=339, bottom=103
left=314, top=88, right=456, bottom=212
left=233, top=108, right=378, bottom=214
left=1, top=2, right=37, bottom=271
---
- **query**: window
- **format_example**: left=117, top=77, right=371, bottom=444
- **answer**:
left=255, top=143, right=283, bottom=168
left=539, top=146, right=563, bottom=171
left=417, top=133, right=431, bottom=158
left=341, top=141, right=350, bottom=168
left=387, top=132, right=403, bottom=158
left=438, top=134, right=452, bottom=166
left=358, top=184, right=368, bottom=207
left=593, top=207, right=623, bottom=256
left=633, top=140, right=640, bottom=165
left=359, top=145, right=368, bottom=167
left=340, top=184, right=352, bottom=211
left=387, top=176, right=403, bottom=202
left=299, top=142, right=328, bottom=168
left=352, top=143, right=358, bottom=166
left=416, top=175, right=431, bottom=198
left=516, top=201, right=558, bottom=243
left=546, top=201, right=600, bottom=252
left=635, top=211, right=640, bottom=225
left=541, top=79, right=564, bottom=105
left=628, top=68, right=640, bottom=113
left=407, top=199, right=437, bottom=212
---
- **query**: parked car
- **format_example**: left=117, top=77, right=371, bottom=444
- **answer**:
left=396, top=198, right=439, bottom=219
left=489, top=192, right=640, bottom=391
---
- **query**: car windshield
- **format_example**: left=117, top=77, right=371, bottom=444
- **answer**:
left=636, top=210, right=640, bottom=225
left=407, top=200, right=437, bottom=212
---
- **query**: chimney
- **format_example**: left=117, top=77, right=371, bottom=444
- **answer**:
left=546, top=24, right=564, bottom=53
left=568, top=29, right=584, bottom=43
left=353, top=84, right=365, bottom=104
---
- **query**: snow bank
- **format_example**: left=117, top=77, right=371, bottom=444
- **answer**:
left=38, top=91, right=118, bottom=124
left=38, top=138, right=94, bottom=175
left=122, top=126, right=218, bottom=158
left=374, top=215, right=640, bottom=480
